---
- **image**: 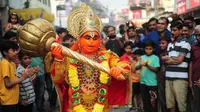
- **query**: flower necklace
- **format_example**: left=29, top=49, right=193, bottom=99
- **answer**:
left=68, top=52, right=110, bottom=112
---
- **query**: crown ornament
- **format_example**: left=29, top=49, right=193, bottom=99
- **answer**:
left=67, top=3, right=102, bottom=39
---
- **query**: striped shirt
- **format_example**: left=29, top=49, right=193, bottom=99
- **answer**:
left=16, top=64, right=35, bottom=104
left=166, top=37, right=191, bottom=80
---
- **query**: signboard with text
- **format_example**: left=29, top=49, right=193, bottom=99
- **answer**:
left=132, top=10, right=142, bottom=19
left=177, top=0, right=186, bottom=14
left=190, top=0, right=200, bottom=9
left=121, top=8, right=129, bottom=15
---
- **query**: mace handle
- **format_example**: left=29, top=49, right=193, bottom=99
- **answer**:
left=51, top=43, right=110, bottom=74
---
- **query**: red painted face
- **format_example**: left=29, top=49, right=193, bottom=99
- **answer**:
left=79, top=31, right=101, bottom=54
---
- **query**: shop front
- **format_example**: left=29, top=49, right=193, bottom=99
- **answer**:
left=175, top=0, right=200, bottom=18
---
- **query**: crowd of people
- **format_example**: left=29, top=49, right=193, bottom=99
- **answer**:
left=0, top=11, right=200, bottom=112
left=0, top=13, right=64, bottom=112
left=101, top=16, right=200, bottom=112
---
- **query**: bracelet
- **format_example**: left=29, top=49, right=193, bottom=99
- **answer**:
left=55, top=58, right=64, bottom=62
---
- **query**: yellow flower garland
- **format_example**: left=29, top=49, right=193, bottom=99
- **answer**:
left=99, top=61, right=110, bottom=84
left=74, top=103, right=105, bottom=112
left=68, top=59, right=110, bottom=112
left=73, top=104, right=87, bottom=112
left=92, top=103, right=105, bottom=112
left=68, top=65, right=79, bottom=87
left=68, top=60, right=109, bottom=87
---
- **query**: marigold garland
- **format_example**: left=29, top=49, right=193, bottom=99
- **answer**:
left=68, top=65, right=79, bottom=87
left=92, top=103, right=105, bottom=112
left=73, top=104, right=87, bottom=112
left=99, top=61, right=110, bottom=84
left=68, top=53, right=110, bottom=112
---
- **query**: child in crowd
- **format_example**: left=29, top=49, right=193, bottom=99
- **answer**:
left=56, top=28, right=68, bottom=43
left=136, top=40, right=160, bottom=112
left=3, top=30, right=20, bottom=66
left=130, top=49, right=144, bottom=112
left=5, top=13, right=20, bottom=32
left=61, top=33, right=77, bottom=48
left=17, top=51, right=40, bottom=112
left=0, top=40, right=33, bottom=112
left=120, top=42, right=134, bottom=62
left=119, top=42, right=134, bottom=109
left=3, top=30, right=18, bottom=44
left=157, top=37, right=169, bottom=112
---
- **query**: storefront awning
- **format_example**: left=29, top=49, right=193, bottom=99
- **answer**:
left=10, top=8, right=54, bottom=23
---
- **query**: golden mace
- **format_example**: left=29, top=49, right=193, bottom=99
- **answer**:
left=14, top=19, right=125, bottom=79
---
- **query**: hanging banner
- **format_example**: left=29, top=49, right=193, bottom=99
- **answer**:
left=177, top=0, right=186, bottom=14
left=190, top=0, right=200, bottom=9
left=132, top=10, right=142, bottom=19
left=121, top=8, right=129, bottom=15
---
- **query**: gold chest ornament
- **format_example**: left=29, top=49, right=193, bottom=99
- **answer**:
left=67, top=53, right=110, bottom=112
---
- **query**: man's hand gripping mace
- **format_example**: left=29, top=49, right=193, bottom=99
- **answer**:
left=13, top=19, right=125, bottom=80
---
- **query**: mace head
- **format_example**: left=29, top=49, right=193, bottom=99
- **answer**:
left=15, top=19, right=56, bottom=57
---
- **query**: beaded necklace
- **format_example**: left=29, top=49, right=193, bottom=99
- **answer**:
left=78, top=62, right=99, bottom=91
left=68, top=52, right=109, bottom=112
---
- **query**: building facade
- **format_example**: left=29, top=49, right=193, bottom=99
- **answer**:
left=0, top=0, right=52, bottom=36
left=0, top=0, right=8, bottom=36
left=9, top=0, right=51, bottom=12
left=175, top=0, right=200, bottom=18
left=51, top=0, right=70, bottom=28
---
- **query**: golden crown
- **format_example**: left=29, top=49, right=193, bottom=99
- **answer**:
left=67, top=3, right=102, bottom=39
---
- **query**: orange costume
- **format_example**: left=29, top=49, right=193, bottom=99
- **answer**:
left=49, top=3, right=131, bottom=112
left=131, top=61, right=140, bottom=83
